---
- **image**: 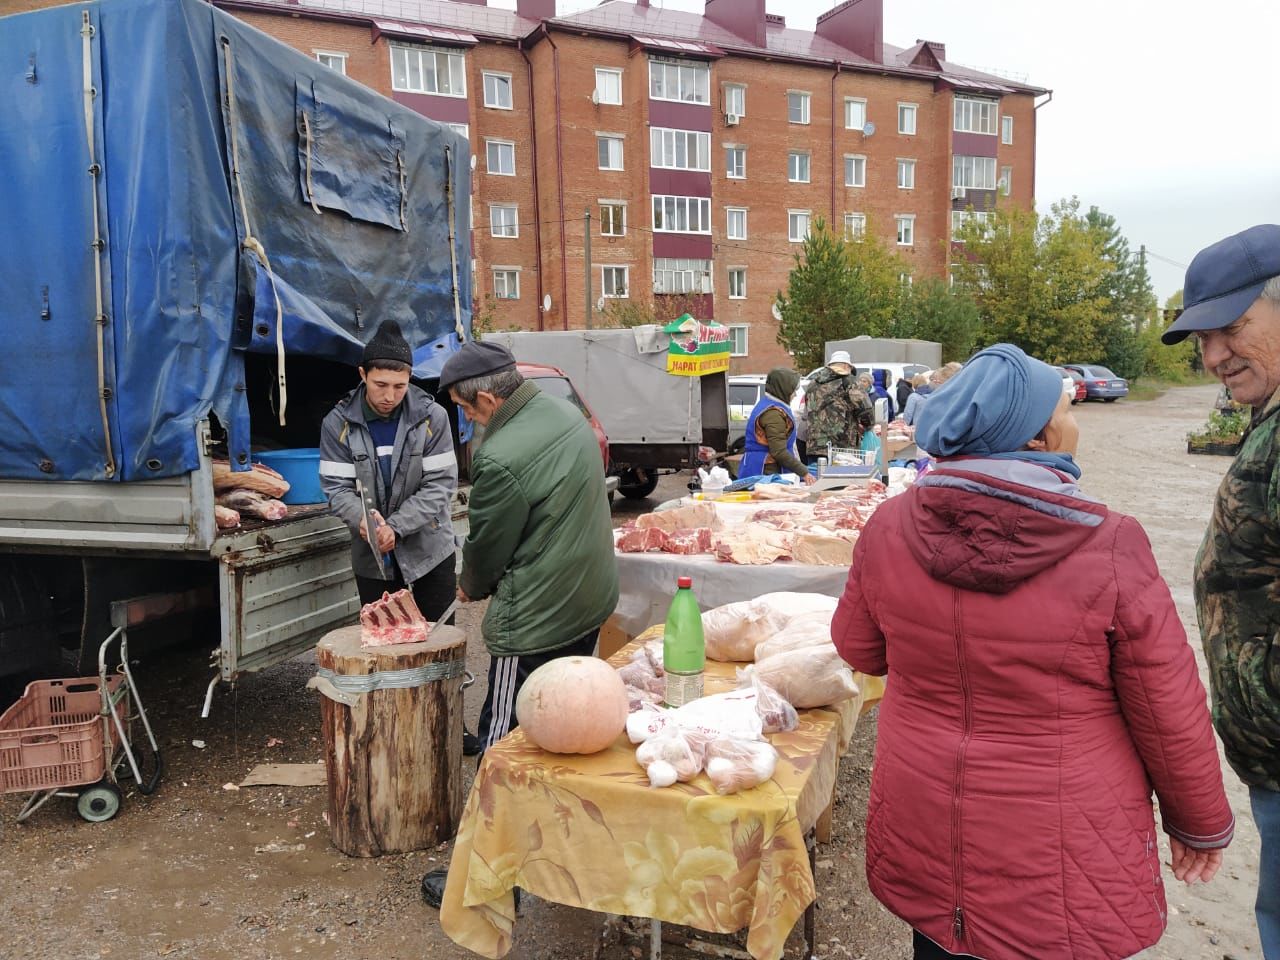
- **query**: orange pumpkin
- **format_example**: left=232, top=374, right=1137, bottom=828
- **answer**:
left=515, top=656, right=629, bottom=754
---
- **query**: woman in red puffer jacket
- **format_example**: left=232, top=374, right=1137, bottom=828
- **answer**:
left=833, top=344, right=1234, bottom=960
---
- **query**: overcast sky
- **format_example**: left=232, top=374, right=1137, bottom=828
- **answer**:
left=495, top=0, right=1280, bottom=301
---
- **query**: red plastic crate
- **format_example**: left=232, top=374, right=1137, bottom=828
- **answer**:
left=0, top=676, right=125, bottom=793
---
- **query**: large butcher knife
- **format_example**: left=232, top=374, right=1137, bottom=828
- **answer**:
left=355, top=478, right=390, bottom=578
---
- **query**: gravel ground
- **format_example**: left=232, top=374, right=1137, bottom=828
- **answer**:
left=0, top=384, right=1263, bottom=960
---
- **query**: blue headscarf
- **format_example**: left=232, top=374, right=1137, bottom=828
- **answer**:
left=915, top=344, right=1079, bottom=478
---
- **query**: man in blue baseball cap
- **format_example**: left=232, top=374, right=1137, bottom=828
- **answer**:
left=1166, top=224, right=1280, bottom=960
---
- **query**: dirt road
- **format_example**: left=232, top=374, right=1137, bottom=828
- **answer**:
left=0, top=384, right=1264, bottom=960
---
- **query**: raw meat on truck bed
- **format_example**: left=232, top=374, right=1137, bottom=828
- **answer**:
left=216, top=489, right=288, bottom=521
left=359, top=589, right=430, bottom=647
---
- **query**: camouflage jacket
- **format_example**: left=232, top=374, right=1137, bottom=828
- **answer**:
left=805, top=368, right=874, bottom=452
left=1195, top=388, right=1280, bottom=791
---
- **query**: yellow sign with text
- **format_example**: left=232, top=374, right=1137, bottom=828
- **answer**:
left=667, top=352, right=731, bottom=377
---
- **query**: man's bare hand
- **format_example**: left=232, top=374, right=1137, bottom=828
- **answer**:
left=374, top=520, right=396, bottom=553
left=802, top=472, right=817, bottom=486
left=1169, top=838, right=1223, bottom=885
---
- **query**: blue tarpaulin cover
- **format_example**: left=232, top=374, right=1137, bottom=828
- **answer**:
left=0, top=0, right=471, bottom=481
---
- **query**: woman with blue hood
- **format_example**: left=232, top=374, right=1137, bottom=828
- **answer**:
left=831, top=344, right=1234, bottom=960
left=739, top=368, right=814, bottom=484
left=870, top=368, right=896, bottom=420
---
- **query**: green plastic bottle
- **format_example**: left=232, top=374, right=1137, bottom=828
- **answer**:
left=663, top=576, right=705, bottom=707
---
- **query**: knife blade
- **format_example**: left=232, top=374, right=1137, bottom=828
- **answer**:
left=355, top=478, right=390, bottom=578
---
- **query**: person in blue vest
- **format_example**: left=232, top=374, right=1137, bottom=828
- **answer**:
left=739, top=367, right=814, bottom=484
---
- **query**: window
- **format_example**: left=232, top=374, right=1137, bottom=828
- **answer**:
left=899, top=272, right=913, bottom=287
left=897, top=158, right=916, bottom=190
left=650, top=128, right=711, bottom=171
left=952, top=155, right=998, bottom=190
left=391, top=45, right=466, bottom=97
left=727, top=267, right=747, bottom=300
left=724, top=83, right=746, bottom=117
left=597, top=135, right=624, bottom=170
left=492, top=268, right=520, bottom=300
left=726, top=207, right=747, bottom=240
left=897, top=102, right=917, bottom=135
left=951, top=209, right=993, bottom=240
left=446, top=122, right=470, bottom=140
left=1000, top=165, right=1012, bottom=196
left=653, top=258, right=712, bottom=295
left=788, top=210, right=811, bottom=243
left=844, top=213, right=866, bottom=239
left=649, top=59, right=710, bottom=104
left=602, top=266, right=629, bottom=298
left=482, top=72, right=513, bottom=110
left=788, top=151, right=810, bottom=183
left=725, top=145, right=746, bottom=179
left=844, top=97, right=867, bottom=130
left=896, top=214, right=915, bottom=246
left=728, top=324, right=748, bottom=356
left=1001, top=114, right=1014, bottom=144
left=652, top=195, right=712, bottom=233
left=595, top=68, right=622, bottom=105
left=485, top=139, right=515, bottom=175
left=788, top=91, right=810, bottom=124
left=489, top=203, right=518, bottom=238
left=844, top=154, right=866, bottom=188
left=600, top=201, right=626, bottom=237
left=315, top=51, right=347, bottom=74
left=952, top=96, right=997, bottom=135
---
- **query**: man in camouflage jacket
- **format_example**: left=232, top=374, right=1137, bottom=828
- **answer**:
left=1163, top=224, right=1280, bottom=959
left=805, top=351, right=874, bottom=454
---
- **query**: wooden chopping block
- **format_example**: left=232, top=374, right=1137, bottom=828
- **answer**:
left=313, top=624, right=466, bottom=857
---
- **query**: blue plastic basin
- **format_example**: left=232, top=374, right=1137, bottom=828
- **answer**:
left=254, top=448, right=325, bottom=505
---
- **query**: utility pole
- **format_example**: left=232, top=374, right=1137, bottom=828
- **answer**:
left=583, top=208, right=593, bottom=330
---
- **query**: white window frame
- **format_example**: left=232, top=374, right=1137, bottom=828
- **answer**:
left=489, top=203, right=519, bottom=238
left=725, top=207, right=747, bottom=240
left=728, top=323, right=749, bottom=356
left=844, top=154, right=866, bottom=188
left=953, top=154, right=998, bottom=190
left=899, top=272, right=913, bottom=287
left=727, top=267, right=747, bottom=301
left=446, top=122, right=470, bottom=141
left=599, top=200, right=627, bottom=237
left=485, top=139, right=516, bottom=176
left=788, top=151, right=811, bottom=184
left=601, top=265, right=630, bottom=298
left=653, top=258, right=713, bottom=295
left=951, top=209, right=994, bottom=241
left=390, top=44, right=466, bottom=98
left=844, top=212, right=866, bottom=240
left=492, top=267, right=520, bottom=300
left=1001, top=114, right=1014, bottom=145
left=788, top=210, right=811, bottom=243
left=482, top=71, right=513, bottom=110
left=788, top=91, right=811, bottom=125
left=595, top=67, right=623, bottom=105
left=897, top=101, right=917, bottom=135
left=952, top=96, right=998, bottom=135
left=897, top=158, right=916, bottom=190
left=648, top=58, right=710, bottom=104
left=649, top=127, right=711, bottom=171
left=725, top=145, right=747, bottom=179
left=844, top=97, right=867, bottom=131
left=1000, top=165, right=1013, bottom=196
left=723, top=83, right=746, bottom=118
left=314, top=50, right=348, bottom=74
left=597, top=134, right=625, bottom=171
left=896, top=214, right=916, bottom=247
left=651, top=195, right=712, bottom=234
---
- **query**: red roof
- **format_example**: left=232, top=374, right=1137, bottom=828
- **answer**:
left=230, top=0, right=541, bottom=40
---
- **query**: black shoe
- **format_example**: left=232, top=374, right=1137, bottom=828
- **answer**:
left=462, top=731, right=484, bottom=757
left=421, top=868, right=448, bottom=909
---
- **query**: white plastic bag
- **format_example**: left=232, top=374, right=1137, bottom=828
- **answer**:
left=636, top=726, right=706, bottom=786
left=669, top=690, right=764, bottom=742
left=744, top=645, right=860, bottom=709
left=753, top=614, right=833, bottom=662
left=704, top=738, right=778, bottom=795
left=701, top=592, right=838, bottom=662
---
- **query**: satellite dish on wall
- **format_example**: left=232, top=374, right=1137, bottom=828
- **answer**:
left=597, top=297, right=606, bottom=312
left=542, top=294, right=552, bottom=313
left=771, top=301, right=783, bottom=322
left=862, top=121, right=876, bottom=137
left=469, top=154, right=477, bottom=171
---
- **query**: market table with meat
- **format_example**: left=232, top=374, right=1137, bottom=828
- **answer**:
left=439, top=628, right=884, bottom=960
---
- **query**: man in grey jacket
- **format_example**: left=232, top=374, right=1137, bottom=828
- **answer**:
left=319, top=320, right=458, bottom=620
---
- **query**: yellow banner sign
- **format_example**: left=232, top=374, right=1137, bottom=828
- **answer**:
left=667, top=352, right=731, bottom=377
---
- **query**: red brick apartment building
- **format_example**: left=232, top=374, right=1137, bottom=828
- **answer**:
left=1, top=0, right=1047, bottom=371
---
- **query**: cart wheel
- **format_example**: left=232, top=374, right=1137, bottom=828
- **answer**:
left=76, top=782, right=122, bottom=822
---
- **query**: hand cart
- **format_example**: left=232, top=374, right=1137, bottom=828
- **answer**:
left=1, top=613, right=162, bottom=823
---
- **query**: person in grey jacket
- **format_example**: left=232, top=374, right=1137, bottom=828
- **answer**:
left=319, top=320, right=458, bottom=620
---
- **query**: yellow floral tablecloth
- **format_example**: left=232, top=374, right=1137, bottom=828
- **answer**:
left=440, top=628, right=885, bottom=960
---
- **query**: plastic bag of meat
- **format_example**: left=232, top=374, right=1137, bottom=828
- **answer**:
left=359, top=589, right=430, bottom=647
left=635, top=725, right=707, bottom=787
left=754, top=614, right=833, bottom=662
left=704, top=738, right=778, bottom=795
left=212, top=460, right=291, bottom=498
left=627, top=702, right=671, bottom=744
left=668, top=690, right=765, bottom=742
left=214, top=505, right=241, bottom=529
left=626, top=685, right=664, bottom=712
left=634, top=501, right=719, bottom=533
left=744, top=674, right=799, bottom=733
left=216, top=489, right=288, bottom=521
left=700, top=592, right=838, bottom=661
left=743, top=644, right=859, bottom=709
left=617, top=650, right=665, bottom=696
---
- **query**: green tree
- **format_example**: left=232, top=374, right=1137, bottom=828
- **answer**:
left=776, top=218, right=901, bottom=370
left=1083, top=206, right=1158, bottom=379
left=890, top=278, right=981, bottom=363
left=599, top=291, right=704, bottom=329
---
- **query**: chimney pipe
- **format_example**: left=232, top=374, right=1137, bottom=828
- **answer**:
left=703, top=0, right=765, bottom=48
left=814, top=0, right=882, bottom=63
left=516, top=0, right=555, bottom=21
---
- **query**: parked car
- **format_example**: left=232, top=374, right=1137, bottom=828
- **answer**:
left=1053, top=367, right=1077, bottom=404
left=1065, top=368, right=1088, bottom=404
left=1063, top=364, right=1129, bottom=402
left=727, top=374, right=767, bottom=453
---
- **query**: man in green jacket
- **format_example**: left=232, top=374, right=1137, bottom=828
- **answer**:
left=439, top=341, right=619, bottom=752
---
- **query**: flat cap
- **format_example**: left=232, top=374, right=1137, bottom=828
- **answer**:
left=437, top=340, right=517, bottom=394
